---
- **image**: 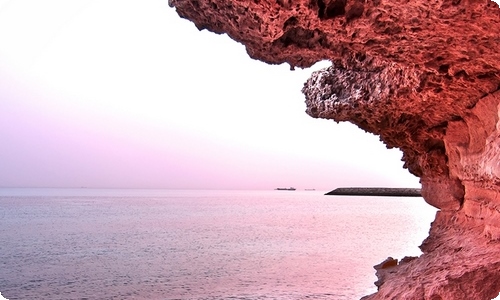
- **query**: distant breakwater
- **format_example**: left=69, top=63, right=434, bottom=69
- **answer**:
left=326, top=187, right=422, bottom=197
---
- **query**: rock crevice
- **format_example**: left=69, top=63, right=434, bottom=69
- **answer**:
left=170, top=0, right=500, bottom=298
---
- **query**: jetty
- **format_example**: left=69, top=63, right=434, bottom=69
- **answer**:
left=325, top=187, right=421, bottom=197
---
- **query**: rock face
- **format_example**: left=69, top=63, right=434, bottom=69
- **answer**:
left=169, top=0, right=500, bottom=299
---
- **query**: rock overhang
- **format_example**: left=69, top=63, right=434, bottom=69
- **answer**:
left=169, top=0, right=500, bottom=167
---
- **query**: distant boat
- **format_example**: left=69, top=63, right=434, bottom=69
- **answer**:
left=275, top=187, right=296, bottom=191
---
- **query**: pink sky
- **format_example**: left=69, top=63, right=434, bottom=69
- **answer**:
left=0, top=0, right=426, bottom=190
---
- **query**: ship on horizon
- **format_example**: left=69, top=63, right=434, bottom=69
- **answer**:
left=275, top=187, right=296, bottom=191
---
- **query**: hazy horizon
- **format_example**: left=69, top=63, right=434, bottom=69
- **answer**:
left=0, top=0, right=433, bottom=190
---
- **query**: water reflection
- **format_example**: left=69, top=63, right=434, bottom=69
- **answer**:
left=0, top=189, right=436, bottom=300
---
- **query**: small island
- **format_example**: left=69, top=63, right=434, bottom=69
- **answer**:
left=325, top=187, right=421, bottom=197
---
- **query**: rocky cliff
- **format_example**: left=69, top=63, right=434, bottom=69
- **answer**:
left=169, top=0, right=500, bottom=298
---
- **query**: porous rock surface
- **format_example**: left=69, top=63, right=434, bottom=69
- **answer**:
left=169, top=0, right=500, bottom=298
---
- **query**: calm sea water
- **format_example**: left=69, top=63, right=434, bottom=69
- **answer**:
left=0, top=189, right=436, bottom=300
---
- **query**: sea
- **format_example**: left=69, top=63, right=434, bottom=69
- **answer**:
left=0, top=188, right=437, bottom=300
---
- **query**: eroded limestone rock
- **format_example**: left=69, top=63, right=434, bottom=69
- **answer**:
left=169, top=0, right=500, bottom=298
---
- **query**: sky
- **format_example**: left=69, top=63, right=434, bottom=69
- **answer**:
left=0, top=0, right=431, bottom=190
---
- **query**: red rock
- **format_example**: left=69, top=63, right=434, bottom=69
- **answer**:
left=169, top=0, right=500, bottom=298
